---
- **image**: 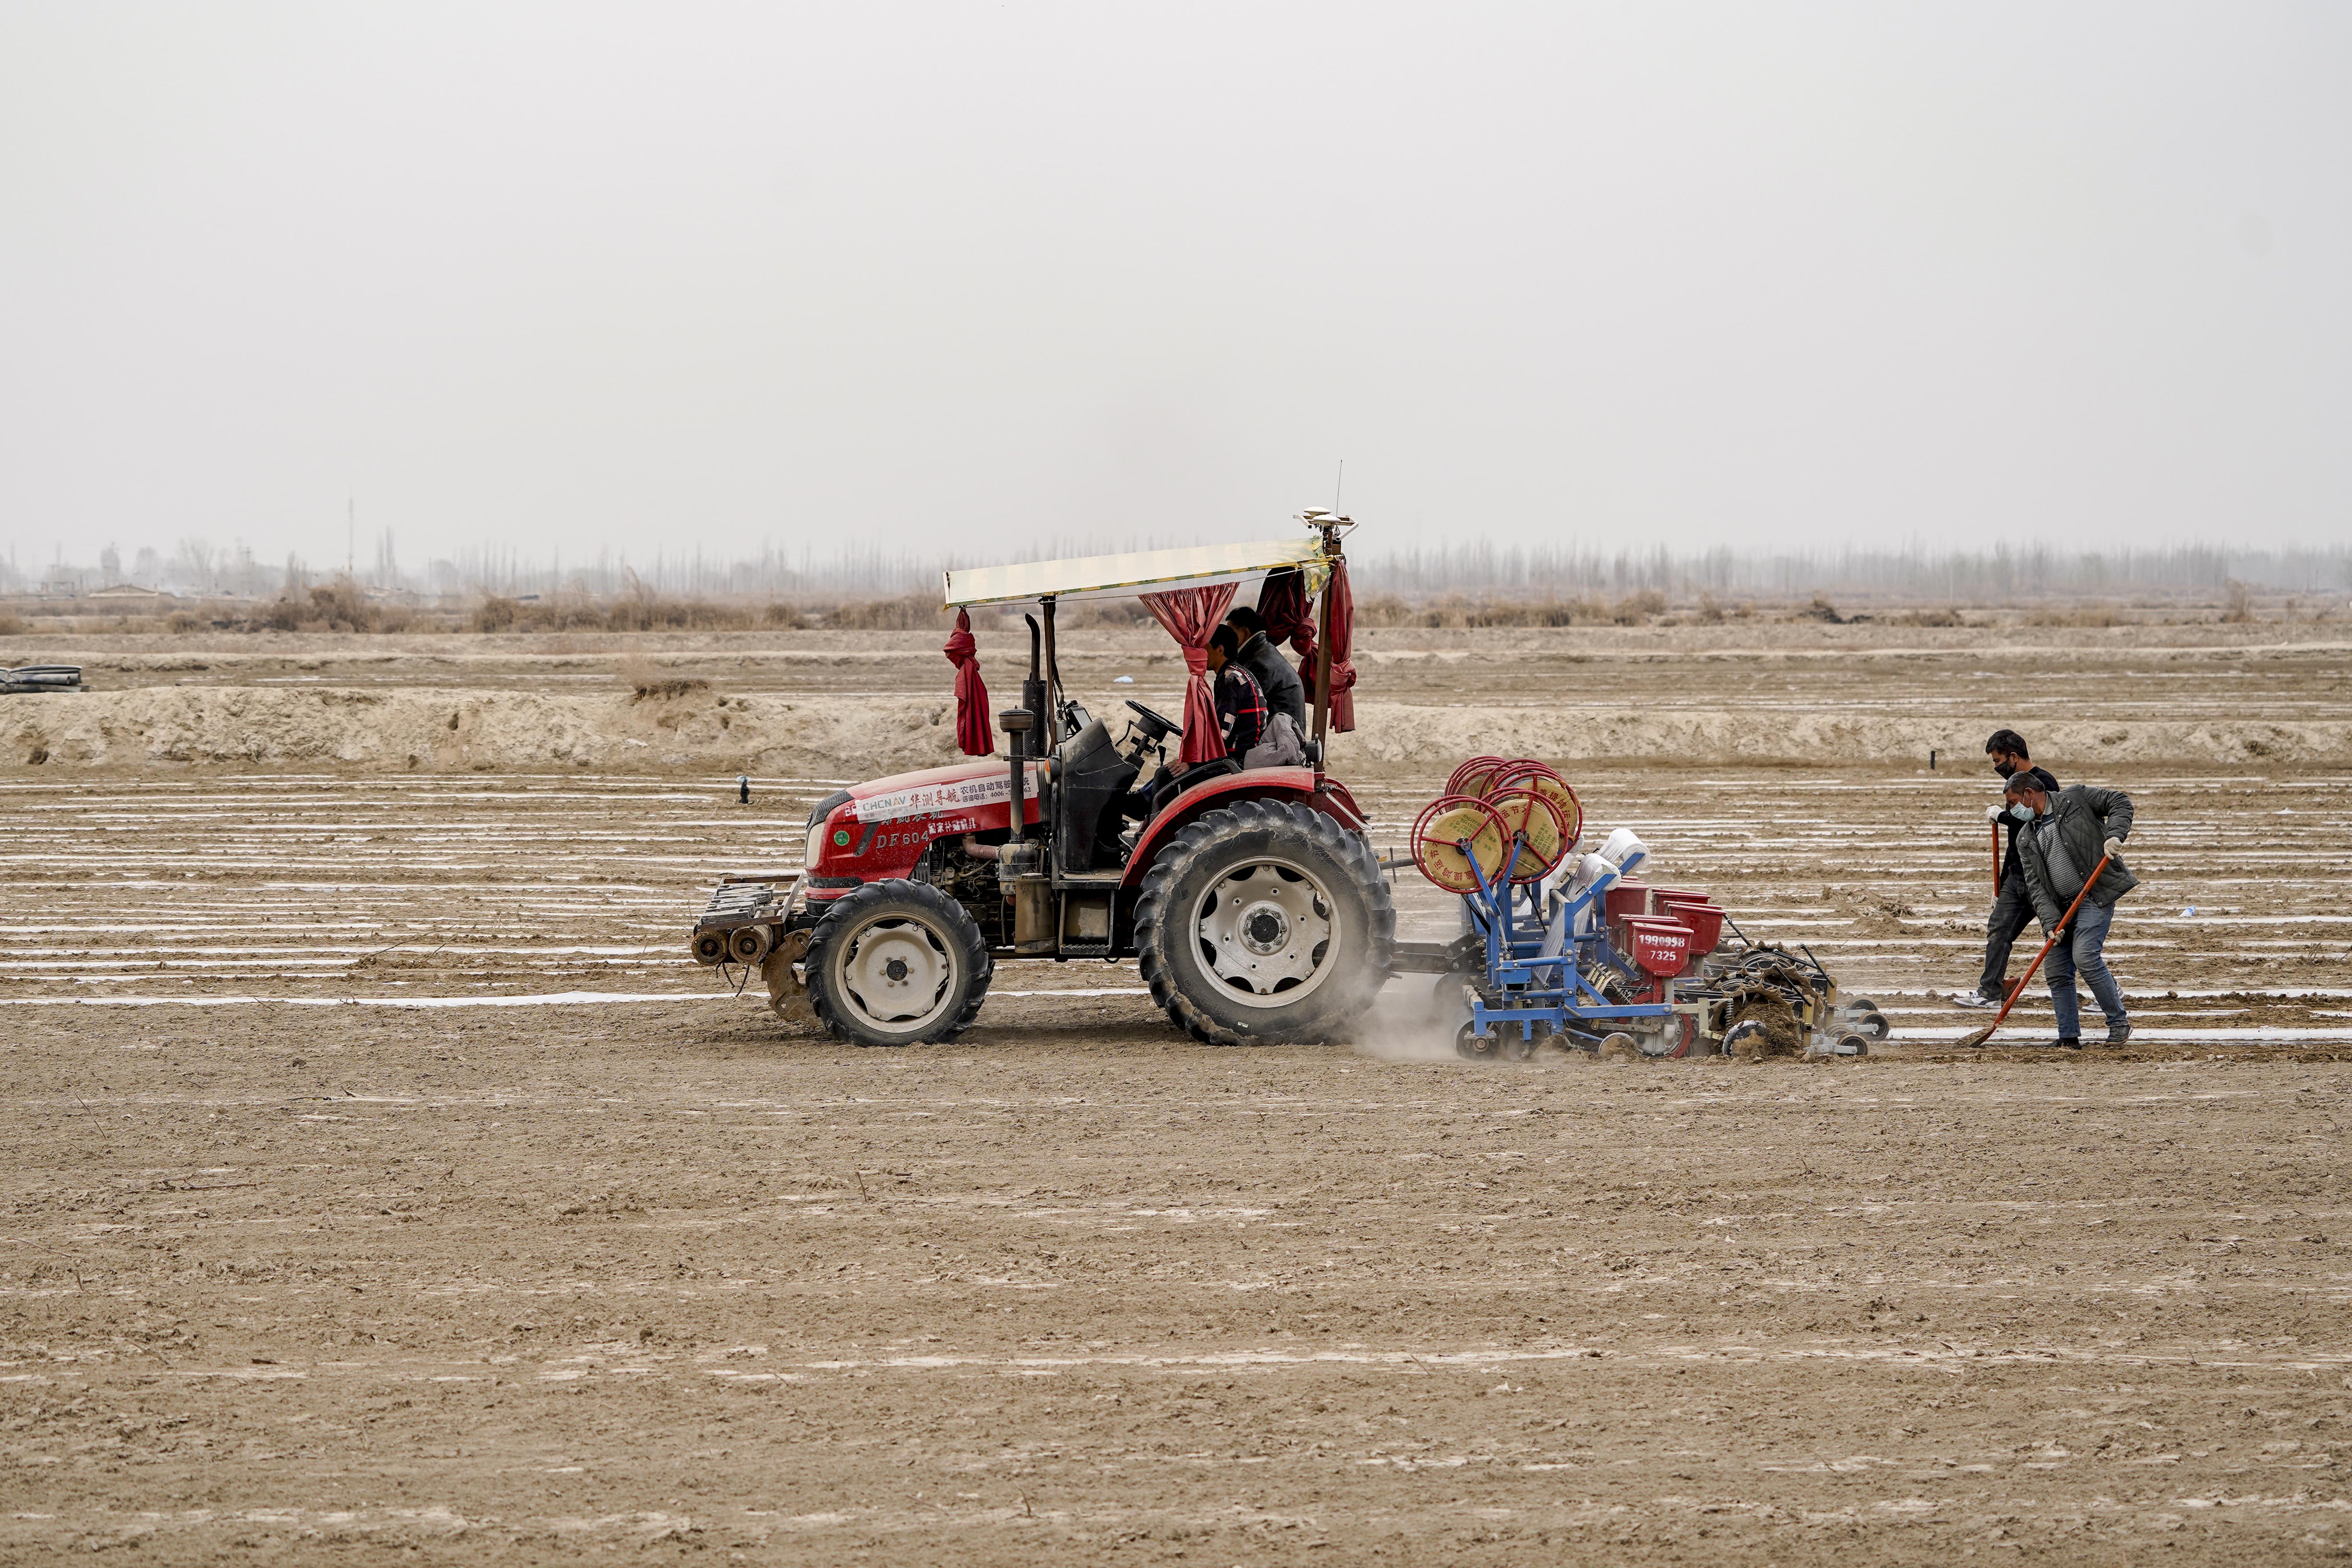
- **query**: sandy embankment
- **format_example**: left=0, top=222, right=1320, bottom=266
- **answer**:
left=6, top=683, right=2348, bottom=772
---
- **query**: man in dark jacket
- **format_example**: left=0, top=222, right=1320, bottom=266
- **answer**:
left=1206, top=624, right=1267, bottom=758
left=2004, top=772, right=2137, bottom=1048
left=1223, top=605, right=1306, bottom=730
left=1953, top=729, right=2061, bottom=1009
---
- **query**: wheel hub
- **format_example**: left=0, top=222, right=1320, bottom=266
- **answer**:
left=1240, top=905, right=1290, bottom=954
left=840, top=919, right=953, bottom=1026
left=1194, top=861, right=1336, bottom=1007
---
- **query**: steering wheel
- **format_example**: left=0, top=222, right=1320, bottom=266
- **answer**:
left=1123, top=699, right=1182, bottom=741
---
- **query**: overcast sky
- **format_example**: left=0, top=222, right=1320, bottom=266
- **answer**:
left=3, top=2, right=2346, bottom=573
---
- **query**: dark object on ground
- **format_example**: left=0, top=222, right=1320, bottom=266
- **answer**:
left=2, top=665, right=81, bottom=695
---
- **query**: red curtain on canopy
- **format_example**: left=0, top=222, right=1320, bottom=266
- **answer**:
left=1139, top=582, right=1239, bottom=766
left=943, top=609, right=994, bottom=757
left=1324, top=557, right=1357, bottom=732
left=1257, top=566, right=1318, bottom=686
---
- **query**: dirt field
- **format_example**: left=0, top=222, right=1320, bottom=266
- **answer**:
left=3, top=621, right=2349, bottom=1562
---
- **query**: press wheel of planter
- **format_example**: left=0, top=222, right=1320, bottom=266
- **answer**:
left=1445, top=756, right=1510, bottom=798
left=1410, top=794, right=1511, bottom=895
left=1484, top=759, right=1583, bottom=846
left=1483, top=786, right=1569, bottom=884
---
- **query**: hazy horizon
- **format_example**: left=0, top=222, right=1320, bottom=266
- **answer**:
left=4, top=3, right=2348, bottom=569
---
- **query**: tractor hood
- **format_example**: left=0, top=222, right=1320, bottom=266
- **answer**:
left=843, top=758, right=1045, bottom=825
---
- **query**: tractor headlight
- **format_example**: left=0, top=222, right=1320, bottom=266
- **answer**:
left=805, top=819, right=828, bottom=870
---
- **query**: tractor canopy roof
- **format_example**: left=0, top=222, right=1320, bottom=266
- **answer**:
left=942, top=532, right=1336, bottom=609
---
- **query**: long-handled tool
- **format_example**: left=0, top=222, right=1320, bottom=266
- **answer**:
left=1992, top=822, right=2003, bottom=895
left=1958, top=851, right=2112, bottom=1048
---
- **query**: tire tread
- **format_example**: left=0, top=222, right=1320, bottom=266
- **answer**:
left=1133, top=799, right=1394, bottom=1046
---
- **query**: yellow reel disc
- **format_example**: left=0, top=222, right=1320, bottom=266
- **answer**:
left=1488, top=760, right=1583, bottom=846
left=1485, top=786, right=1569, bottom=883
left=1410, top=794, right=1511, bottom=896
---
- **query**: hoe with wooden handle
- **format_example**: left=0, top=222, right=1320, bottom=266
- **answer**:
left=1959, top=851, right=2112, bottom=1049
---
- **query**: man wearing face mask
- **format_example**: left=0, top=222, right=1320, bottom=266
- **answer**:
left=2003, top=771, right=2136, bottom=1049
left=1952, top=730, right=2061, bottom=1010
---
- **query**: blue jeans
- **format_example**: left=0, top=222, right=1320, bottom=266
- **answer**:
left=2042, top=899, right=2127, bottom=1039
left=1977, top=874, right=2037, bottom=1000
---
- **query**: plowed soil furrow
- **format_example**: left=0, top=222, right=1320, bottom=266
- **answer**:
left=1, top=623, right=2348, bottom=1563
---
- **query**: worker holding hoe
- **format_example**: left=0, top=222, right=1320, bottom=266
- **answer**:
left=1954, top=729, right=2059, bottom=1010
left=2003, top=771, right=2137, bottom=1049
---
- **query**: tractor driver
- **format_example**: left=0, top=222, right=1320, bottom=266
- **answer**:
left=1223, top=604, right=1307, bottom=767
left=1117, top=626, right=1270, bottom=826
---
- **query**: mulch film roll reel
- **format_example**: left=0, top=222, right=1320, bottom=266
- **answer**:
left=1444, top=756, right=1508, bottom=798
left=1412, top=758, right=1582, bottom=892
left=1410, top=795, right=1509, bottom=895
left=1483, top=759, right=1582, bottom=847
left=1484, top=787, right=1569, bottom=882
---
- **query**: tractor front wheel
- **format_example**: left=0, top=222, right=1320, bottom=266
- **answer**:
left=1134, top=800, right=1395, bottom=1046
left=804, top=880, right=991, bottom=1047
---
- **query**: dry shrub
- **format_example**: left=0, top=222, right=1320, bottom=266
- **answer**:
left=823, top=594, right=950, bottom=631
left=1895, top=607, right=1963, bottom=627
left=1342, top=593, right=1644, bottom=628
left=2025, top=602, right=2120, bottom=628
left=254, top=578, right=382, bottom=633
left=166, top=610, right=203, bottom=634
left=473, top=592, right=796, bottom=634
left=1611, top=589, right=1667, bottom=625
left=2221, top=579, right=2254, bottom=623
left=1058, top=599, right=1150, bottom=629
left=1696, top=592, right=1725, bottom=625
left=1461, top=599, right=1588, bottom=628
left=0, top=610, right=25, bottom=636
left=1797, top=594, right=1844, bottom=624
left=618, top=656, right=712, bottom=702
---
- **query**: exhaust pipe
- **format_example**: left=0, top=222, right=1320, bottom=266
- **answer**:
left=1000, top=705, right=1035, bottom=847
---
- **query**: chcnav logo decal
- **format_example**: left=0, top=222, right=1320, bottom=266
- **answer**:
left=851, top=766, right=1045, bottom=825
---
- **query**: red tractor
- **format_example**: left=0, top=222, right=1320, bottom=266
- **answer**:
left=690, top=518, right=1401, bottom=1047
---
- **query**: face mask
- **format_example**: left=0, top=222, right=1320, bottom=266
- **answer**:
left=1993, top=759, right=2017, bottom=778
left=2010, top=802, right=2035, bottom=823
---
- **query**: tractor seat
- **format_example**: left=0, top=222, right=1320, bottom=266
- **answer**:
left=1165, top=756, right=1241, bottom=804
left=1124, top=752, right=1251, bottom=841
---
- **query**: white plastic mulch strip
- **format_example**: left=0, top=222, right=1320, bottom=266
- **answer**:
left=0, top=992, right=727, bottom=1009
left=1900, top=1025, right=2352, bottom=1043
left=0, top=987, right=1157, bottom=1009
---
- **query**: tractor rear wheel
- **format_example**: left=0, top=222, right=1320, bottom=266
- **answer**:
left=804, top=880, right=991, bottom=1047
left=1134, top=800, right=1395, bottom=1046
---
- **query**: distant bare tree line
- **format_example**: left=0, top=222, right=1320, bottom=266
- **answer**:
left=5, top=534, right=2347, bottom=605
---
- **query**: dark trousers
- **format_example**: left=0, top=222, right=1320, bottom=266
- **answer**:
left=1976, top=873, right=2036, bottom=1000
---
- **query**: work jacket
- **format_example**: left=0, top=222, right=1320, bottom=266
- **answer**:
left=1235, top=631, right=1306, bottom=729
left=2015, top=784, right=2138, bottom=928
left=1214, top=664, right=1268, bottom=757
left=1998, top=765, right=2060, bottom=878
